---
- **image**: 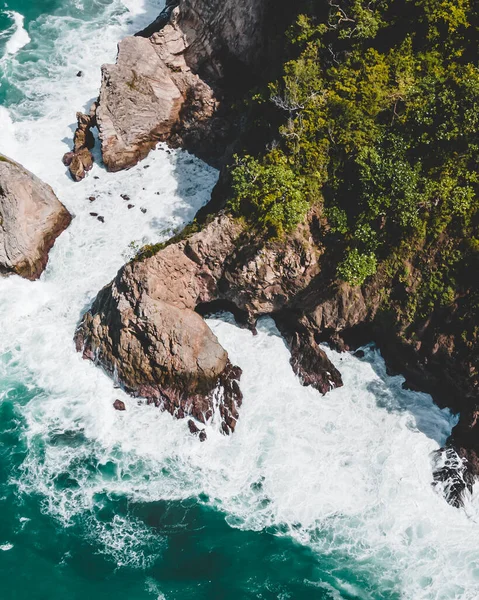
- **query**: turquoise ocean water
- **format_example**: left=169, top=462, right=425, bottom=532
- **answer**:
left=1, top=2, right=479, bottom=599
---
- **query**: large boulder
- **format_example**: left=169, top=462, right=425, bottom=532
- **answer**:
left=0, top=154, right=71, bottom=280
left=96, top=12, right=218, bottom=171
left=95, top=0, right=292, bottom=171
left=75, top=213, right=343, bottom=434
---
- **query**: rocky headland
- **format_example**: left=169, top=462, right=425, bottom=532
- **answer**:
left=71, top=0, right=478, bottom=506
left=64, top=0, right=290, bottom=179
left=0, top=154, right=71, bottom=279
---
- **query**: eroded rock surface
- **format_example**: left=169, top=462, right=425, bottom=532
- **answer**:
left=75, top=213, right=343, bottom=434
left=63, top=106, right=96, bottom=181
left=0, top=154, right=71, bottom=279
left=95, top=0, right=285, bottom=171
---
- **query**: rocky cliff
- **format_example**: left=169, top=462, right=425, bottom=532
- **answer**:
left=68, top=0, right=291, bottom=177
left=76, top=199, right=477, bottom=502
left=0, top=154, right=71, bottom=279
left=73, top=1, right=478, bottom=506
left=75, top=212, right=342, bottom=434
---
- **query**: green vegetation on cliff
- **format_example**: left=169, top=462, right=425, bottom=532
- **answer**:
left=229, top=0, right=479, bottom=315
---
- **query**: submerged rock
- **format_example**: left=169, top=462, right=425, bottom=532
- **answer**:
left=0, top=154, right=72, bottom=280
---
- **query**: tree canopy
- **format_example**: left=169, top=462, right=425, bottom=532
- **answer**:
left=229, top=0, right=479, bottom=314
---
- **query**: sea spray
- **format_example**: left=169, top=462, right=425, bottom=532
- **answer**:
left=0, top=0, right=479, bottom=598
left=3, top=11, right=30, bottom=56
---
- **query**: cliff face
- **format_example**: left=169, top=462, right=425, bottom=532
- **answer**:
left=95, top=0, right=287, bottom=172
left=73, top=1, right=478, bottom=505
left=75, top=212, right=343, bottom=434
left=0, top=154, right=71, bottom=280
left=171, top=0, right=270, bottom=80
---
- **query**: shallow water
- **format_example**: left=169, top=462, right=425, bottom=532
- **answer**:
left=1, top=1, right=479, bottom=599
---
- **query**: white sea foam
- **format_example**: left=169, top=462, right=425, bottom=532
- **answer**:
left=0, top=543, right=13, bottom=551
left=88, top=514, right=166, bottom=569
left=1, top=11, right=30, bottom=57
left=1, top=0, right=479, bottom=598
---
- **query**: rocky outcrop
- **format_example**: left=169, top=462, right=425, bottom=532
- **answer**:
left=0, top=154, right=71, bottom=279
left=63, top=106, right=96, bottom=181
left=94, top=0, right=289, bottom=171
left=96, top=30, right=210, bottom=171
left=277, top=260, right=479, bottom=507
left=75, top=212, right=343, bottom=434
left=75, top=216, right=243, bottom=433
left=68, top=0, right=479, bottom=506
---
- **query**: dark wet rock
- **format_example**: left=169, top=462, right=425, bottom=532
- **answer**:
left=113, top=399, right=126, bottom=411
left=89, top=212, right=98, bottom=217
left=62, top=151, right=74, bottom=167
left=88, top=196, right=96, bottom=202
left=436, top=409, right=479, bottom=507
left=0, top=153, right=72, bottom=280
left=76, top=71, right=84, bottom=77
left=353, top=349, right=365, bottom=359
left=188, top=418, right=206, bottom=440
left=188, top=419, right=200, bottom=434
left=286, top=328, right=342, bottom=394
left=140, top=207, right=147, bottom=213
left=97, top=216, right=105, bottom=223
left=127, top=204, right=134, bottom=209
left=432, top=446, right=474, bottom=508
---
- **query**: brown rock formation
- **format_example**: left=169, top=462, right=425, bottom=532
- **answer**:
left=93, top=0, right=291, bottom=171
left=63, top=106, right=96, bottom=181
left=276, top=257, right=479, bottom=507
left=69, top=0, right=479, bottom=507
left=75, top=212, right=343, bottom=434
left=0, top=154, right=72, bottom=280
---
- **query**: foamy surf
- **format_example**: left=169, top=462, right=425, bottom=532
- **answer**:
left=0, top=0, right=479, bottom=598
left=0, top=543, right=13, bottom=551
left=3, top=11, right=30, bottom=56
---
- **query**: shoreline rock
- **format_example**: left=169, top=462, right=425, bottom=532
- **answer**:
left=74, top=212, right=343, bottom=435
left=0, top=154, right=72, bottom=280
left=67, top=0, right=478, bottom=506
left=95, top=11, right=223, bottom=171
left=63, top=105, right=97, bottom=181
left=78, top=0, right=292, bottom=173
left=74, top=218, right=246, bottom=432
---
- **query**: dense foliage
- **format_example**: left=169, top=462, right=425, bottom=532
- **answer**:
left=229, top=0, right=479, bottom=309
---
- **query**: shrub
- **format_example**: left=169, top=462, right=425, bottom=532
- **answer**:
left=229, top=151, right=309, bottom=236
left=337, top=249, right=378, bottom=286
